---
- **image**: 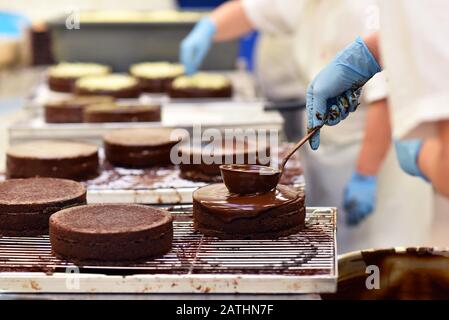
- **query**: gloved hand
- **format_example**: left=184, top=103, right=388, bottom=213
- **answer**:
left=394, top=139, right=429, bottom=182
left=307, top=36, right=382, bottom=150
left=180, top=17, right=217, bottom=75
left=343, top=172, right=377, bottom=226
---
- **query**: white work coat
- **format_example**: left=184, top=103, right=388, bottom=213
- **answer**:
left=379, top=0, right=449, bottom=247
left=242, top=0, right=433, bottom=253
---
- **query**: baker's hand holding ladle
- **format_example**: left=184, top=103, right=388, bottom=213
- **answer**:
left=220, top=126, right=322, bottom=195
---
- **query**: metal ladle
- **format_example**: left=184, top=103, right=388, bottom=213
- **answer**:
left=220, top=126, right=321, bottom=195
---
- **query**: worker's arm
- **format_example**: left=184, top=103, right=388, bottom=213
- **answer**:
left=356, top=99, right=391, bottom=175
left=418, top=120, right=449, bottom=197
left=210, top=0, right=254, bottom=41
left=180, top=0, right=254, bottom=74
left=344, top=99, right=391, bottom=225
left=363, top=32, right=382, bottom=67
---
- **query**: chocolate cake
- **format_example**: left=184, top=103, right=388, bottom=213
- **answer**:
left=44, top=96, right=114, bottom=123
left=83, top=103, right=161, bottom=123
left=6, top=140, right=99, bottom=180
left=49, top=204, right=173, bottom=262
left=0, top=178, right=86, bottom=236
left=74, top=74, right=141, bottom=98
left=168, top=73, right=233, bottom=99
left=130, top=62, right=184, bottom=93
left=47, top=62, right=111, bottom=93
left=104, top=128, right=180, bottom=168
left=179, top=139, right=270, bottom=182
left=193, top=183, right=305, bottom=239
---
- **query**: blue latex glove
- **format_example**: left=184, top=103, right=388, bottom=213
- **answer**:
left=343, top=172, right=377, bottom=226
left=394, top=139, right=429, bottom=182
left=180, top=17, right=217, bottom=75
left=307, top=37, right=382, bottom=150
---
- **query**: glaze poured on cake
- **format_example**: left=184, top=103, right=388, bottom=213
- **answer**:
left=193, top=183, right=305, bottom=239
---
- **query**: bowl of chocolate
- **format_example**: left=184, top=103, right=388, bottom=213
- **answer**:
left=220, top=164, right=281, bottom=195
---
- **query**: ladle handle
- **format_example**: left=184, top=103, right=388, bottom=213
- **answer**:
left=280, top=126, right=322, bottom=172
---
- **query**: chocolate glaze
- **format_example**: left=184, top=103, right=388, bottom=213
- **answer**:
left=193, top=184, right=303, bottom=220
left=193, top=183, right=305, bottom=239
left=220, top=164, right=281, bottom=195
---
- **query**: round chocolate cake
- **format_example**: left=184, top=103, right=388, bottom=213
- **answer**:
left=193, top=184, right=305, bottom=239
left=168, top=73, right=233, bottom=99
left=44, top=96, right=114, bottom=123
left=48, top=62, right=111, bottom=93
left=0, top=178, right=86, bottom=236
left=179, top=139, right=270, bottom=182
left=104, top=128, right=179, bottom=168
left=84, top=103, right=161, bottom=123
left=130, top=62, right=184, bottom=93
left=49, top=204, right=173, bottom=262
left=6, top=140, right=99, bottom=180
left=74, top=74, right=141, bottom=98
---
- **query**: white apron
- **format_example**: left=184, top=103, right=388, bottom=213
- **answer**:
left=378, top=0, right=449, bottom=247
left=243, top=0, right=433, bottom=253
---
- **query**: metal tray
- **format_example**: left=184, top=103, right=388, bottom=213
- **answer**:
left=0, top=206, right=337, bottom=294
left=9, top=101, right=282, bottom=145
left=0, top=144, right=304, bottom=205
left=48, top=12, right=239, bottom=72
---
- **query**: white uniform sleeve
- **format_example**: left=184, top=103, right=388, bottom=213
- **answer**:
left=241, top=0, right=304, bottom=34
left=379, top=0, right=449, bottom=139
left=362, top=71, right=388, bottom=105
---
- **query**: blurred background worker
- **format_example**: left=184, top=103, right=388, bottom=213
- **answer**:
left=180, top=0, right=433, bottom=253
left=305, top=0, right=449, bottom=248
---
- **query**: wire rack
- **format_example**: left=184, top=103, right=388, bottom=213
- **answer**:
left=0, top=206, right=337, bottom=294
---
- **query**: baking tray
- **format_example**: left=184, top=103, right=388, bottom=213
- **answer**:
left=48, top=11, right=239, bottom=72
left=0, top=205, right=337, bottom=294
left=26, top=70, right=259, bottom=109
left=0, top=144, right=304, bottom=205
left=9, top=101, right=282, bottom=145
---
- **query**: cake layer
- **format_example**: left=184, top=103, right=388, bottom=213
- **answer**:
left=48, top=63, right=111, bottom=93
left=49, top=204, right=173, bottom=261
left=179, top=139, right=270, bottom=182
left=0, top=178, right=86, bottom=236
left=130, top=62, right=184, bottom=93
left=193, top=184, right=305, bottom=239
left=6, top=140, right=99, bottom=180
left=44, top=96, right=114, bottom=123
left=84, top=103, right=161, bottom=123
left=104, top=128, right=179, bottom=168
left=75, top=74, right=141, bottom=98
left=168, top=73, right=233, bottom=98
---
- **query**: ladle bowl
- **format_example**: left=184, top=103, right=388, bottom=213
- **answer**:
left=220, top=164, right=281, bottom=195
left=220, top=126, right=321, bottom=195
